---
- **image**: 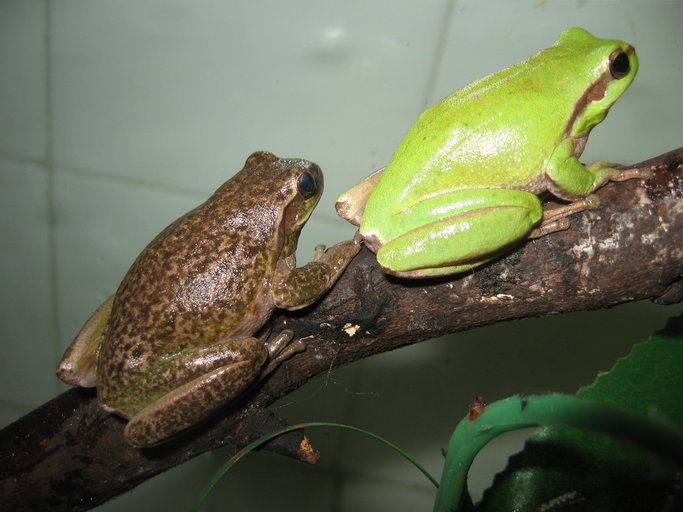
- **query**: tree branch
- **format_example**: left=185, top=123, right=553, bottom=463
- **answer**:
left=2, top=148, right=682, bottom=511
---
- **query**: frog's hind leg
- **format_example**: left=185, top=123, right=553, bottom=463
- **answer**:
left=123, top=331, right=306, bottom=448
left=335, top=167, right=385, bottom=226
left=124, top=338, right=268, bottom=448
left=375, top=188, right=544, bottom=278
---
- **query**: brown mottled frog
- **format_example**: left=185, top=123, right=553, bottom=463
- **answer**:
left=57, top=151, right=360, bottom=448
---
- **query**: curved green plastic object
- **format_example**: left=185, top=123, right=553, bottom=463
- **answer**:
left=433, top=393, right=683, bottom=512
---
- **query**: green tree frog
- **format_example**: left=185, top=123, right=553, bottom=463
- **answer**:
left=336, top=27, right=648, bottom=278
left=57, top=151, right=360, bottom=448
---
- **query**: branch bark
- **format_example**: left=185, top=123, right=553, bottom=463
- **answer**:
left=2, top=148, right=682, bottom=511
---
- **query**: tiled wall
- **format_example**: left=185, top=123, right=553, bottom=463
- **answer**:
left=1, top=1, right=681, bottom=510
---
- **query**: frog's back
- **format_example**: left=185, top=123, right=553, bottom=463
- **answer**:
left=377, top=36, right=615, bottom=208
left=97, top=164, right=287, bottom=410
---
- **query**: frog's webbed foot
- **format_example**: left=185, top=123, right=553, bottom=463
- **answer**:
left=530, top=194, right=600, bottom=238
left=529, top=218, right=571, bottom=238
left=314, top=243, right=327, bottom=259
left=313, top=231, right=363, bottom=262
left=262, top=329, right=305, bottom=377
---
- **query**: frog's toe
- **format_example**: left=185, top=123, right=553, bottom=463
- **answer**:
left=262, top=336, right=306, bottom=377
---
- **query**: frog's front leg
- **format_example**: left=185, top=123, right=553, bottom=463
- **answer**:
left=271, top=235, right=361, bottom=310
left=372, top=189, right=543, bottom=278
left=547, top=138, right=651, bottom=200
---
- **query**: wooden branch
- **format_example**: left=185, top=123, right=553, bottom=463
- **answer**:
left=2, top=148, right=682, bottom=511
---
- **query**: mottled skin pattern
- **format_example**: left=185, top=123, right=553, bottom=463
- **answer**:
left=57, top=151, right=360, bottom=447
left=99, top=153, right=290, bottom=412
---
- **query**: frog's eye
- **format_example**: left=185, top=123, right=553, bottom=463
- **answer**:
left=608, top=50, right=630, bottom=79
left=297, top=171, right=318, bottom=199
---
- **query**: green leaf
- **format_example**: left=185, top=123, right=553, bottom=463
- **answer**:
left=479, top=314, right=683, bottom=512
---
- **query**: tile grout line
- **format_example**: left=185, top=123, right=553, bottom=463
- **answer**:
left=422, top=0, right=457, bottom=109
left=44, top=0, right=61, bottom=388
left=0, top=150, right=209, bottom=201
left=50, top=161, right=209, bottom=199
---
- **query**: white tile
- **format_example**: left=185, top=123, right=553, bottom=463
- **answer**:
left=271, top=363, right=369, bottom=471
left=330, top=343, right=459, bottom=487
left=50, top=0, right=449, bottom=210
left=97, top=446, right=336, bottom=511
left=611, top=1, right=683, bottom=163
left=339, top=474, right=435, bottom=512
left=0, top=159, right=55, bottom=417
left=53, top=169, right=201, bottom=348
left=0, top=0, right=46, bottom=160
left=441, top=0, right=646, bottom=94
